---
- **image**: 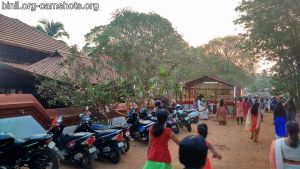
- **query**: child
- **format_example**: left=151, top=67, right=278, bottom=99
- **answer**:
left=197, top=123, right=222, bottom=169
left=179, top=135, right=208, bottom=169
left=143, top=109, right=180, bottom=169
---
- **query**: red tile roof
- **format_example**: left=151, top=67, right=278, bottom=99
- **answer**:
left=0, top=14, right=70, bottom=54
left=0, top=14, right=118, bottom=83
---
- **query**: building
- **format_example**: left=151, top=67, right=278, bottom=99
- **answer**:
left=0, top=14, right=116, bottom=104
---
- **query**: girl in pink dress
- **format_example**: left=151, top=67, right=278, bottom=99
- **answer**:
left=236, top=97, right=244, bottom=125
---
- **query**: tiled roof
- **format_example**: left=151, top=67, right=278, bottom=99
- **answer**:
left=0, top=14, right=70, bottom=53
left=1, top=53, right=118, bottom=84
left=183, top=75, right=235, bottom=88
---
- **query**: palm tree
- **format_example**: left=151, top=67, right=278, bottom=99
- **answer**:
left=35, top=19, right=70, bottom=39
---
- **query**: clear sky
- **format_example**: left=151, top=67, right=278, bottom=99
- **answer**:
left=1, top=0, right=243, bottom=48
left=1, top=0, right=274, bottom=72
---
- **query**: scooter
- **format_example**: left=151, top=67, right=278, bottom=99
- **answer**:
left=0, top=132, right=59, bottom=169
left=176, top=104, right=199, bottom=123
left=48, top=115, right=97, bottom=169
left=127, top=109, right=155, bottom=142
left=175, top=106, right=192, bottom=132
left=90, top=122, right=131, bottom=153
left=74, top=114, right=125, bottom=164
left=166, top=113, right=180, bottom=134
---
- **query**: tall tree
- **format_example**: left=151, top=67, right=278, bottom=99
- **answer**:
left=35, top=19, right=70, bottom=39
left=84, top=9, right=189, bottom=81
left=235, top=0, right=300, bottom=107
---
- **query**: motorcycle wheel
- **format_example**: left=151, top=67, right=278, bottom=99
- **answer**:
left=194, top=117, right=199, bottom=123
left=109, top=147, right=121, bottom=164
left=28, top=148, right=59, bottom=169
left=186, top=123, right=192, bottom=132
left=76, top=149, right=93, bottom=169
left=179, top=122, right=183, bottom=128
left=124, top=139, right=130, bottom=153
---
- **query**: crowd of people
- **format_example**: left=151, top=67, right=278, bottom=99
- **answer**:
left=142, top=96, right=299, bottom=169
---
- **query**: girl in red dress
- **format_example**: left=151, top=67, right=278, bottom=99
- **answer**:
left=143, top=109, right=180, bottom=169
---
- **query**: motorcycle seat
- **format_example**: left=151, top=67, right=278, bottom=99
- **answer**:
left=94, top=129, right=119, bottom=138
left=62, top=132, right=93, bottom=143
left=184, top=109, right=196, bottom=113
left=139, top=120, right=153, bottom=125
left=12, top=134, right=49, bottom=147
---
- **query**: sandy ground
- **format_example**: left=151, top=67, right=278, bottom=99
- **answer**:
left=60, top=113, right=279, bottom=169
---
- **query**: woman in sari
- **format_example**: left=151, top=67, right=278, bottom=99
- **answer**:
left=270, top=120, right=300, bottom=169
left=245, top=102, right=261, bottom=142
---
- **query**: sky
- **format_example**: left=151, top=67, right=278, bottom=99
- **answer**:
left=0, top=0, right=273, bottom=71
left=1, top=0, right=243, bottom=48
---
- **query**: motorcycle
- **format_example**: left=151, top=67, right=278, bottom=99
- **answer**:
left=0, top=132, right=59, bottom=169
left=176, top=104, right=199, bottom=123
left=74, top=114, right=125, bottom=164
left=90, top=121, right=131, bottom=153
left=48, top=115, right=97, bottom=169
left=127, top=109, right=154, bottom=142
left=175, top=106, right=192, bottom=132
left=166, top=113, right=180, bottom=134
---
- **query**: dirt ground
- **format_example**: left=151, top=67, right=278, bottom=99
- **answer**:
left=61, top=113, right=284, bottom=169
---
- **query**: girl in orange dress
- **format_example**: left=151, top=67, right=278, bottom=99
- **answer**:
left=245, top=102, right=261, bottom=142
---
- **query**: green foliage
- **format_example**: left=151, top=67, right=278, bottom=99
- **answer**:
left=235, top=0, right=300, bottom=107
left=35, top=19, right=70, bottom=39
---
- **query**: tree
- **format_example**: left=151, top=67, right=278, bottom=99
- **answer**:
left=235, top=0, right=300, bottom=107
left=35, top=19, right=70, bottom=39
left=36, top=46, right=123, bottom=118
left=84, top=9, right=189, bottom=83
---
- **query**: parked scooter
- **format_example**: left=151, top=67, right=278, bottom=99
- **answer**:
left=175, top=105, right=192, bottom=132
left=74, top=114, right=125, bottom=164
left=166, top=113, right=180, bottom=134
left=48, top=115, right=97, bottom=169
left=176, top=104, right=199, bottom=123
left=0, top=132, right=59, bottom=169
left=127, top=109, right=154, bottom=142
left=90, top=120, right=131, bottom=153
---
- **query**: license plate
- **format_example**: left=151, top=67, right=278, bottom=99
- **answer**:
left=89, top=147, right=97, bottom=153
left=48, top=141, right=55, bottom=149
left=184, top=117, right=190, bottom=120
left=118, top=142, right=124, bottom=148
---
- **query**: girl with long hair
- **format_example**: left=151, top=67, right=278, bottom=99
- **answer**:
left=217, top=99, right=228, bottom=125
left=143, top=109, right=180, bottom=169
left=245, top=102, right=261, bottom=142
left=273, top=102, right=287, bottom=139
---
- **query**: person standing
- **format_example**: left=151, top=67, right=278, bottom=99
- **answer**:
left=245, top=102, right=261, bottom=142
left=273, top=102, right=287, bottom=139
left=284, top=98, right=297, bottom=121
left=143, top=109, right=180, bottom=169
left=217, top=99, right=228, bottom=125
left=259, top=98, right=266, bottom=122
left=236, top=97, right=244, bottom=125
left=243, top=98, right=251, bottom=119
